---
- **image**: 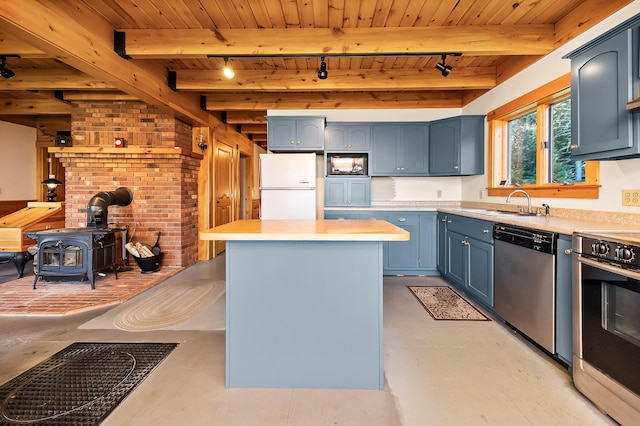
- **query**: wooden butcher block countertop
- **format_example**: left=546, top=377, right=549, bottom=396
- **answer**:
left=200, top=219, right=410, bottom=241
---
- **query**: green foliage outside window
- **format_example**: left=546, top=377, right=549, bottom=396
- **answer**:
left=508, top=111, right=537, bottom=185
left=507, top=97, right=584, bottom=186
left=550, top=98, right=585, bottom=183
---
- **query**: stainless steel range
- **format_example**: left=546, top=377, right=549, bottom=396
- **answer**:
left=573, top=231, right=640, bottom=425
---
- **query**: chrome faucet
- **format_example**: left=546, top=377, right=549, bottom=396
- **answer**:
left=506, top=189, right=532, bottom=214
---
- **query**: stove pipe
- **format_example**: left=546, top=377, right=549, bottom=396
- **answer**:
left=86, top=187, right=133, bottom=228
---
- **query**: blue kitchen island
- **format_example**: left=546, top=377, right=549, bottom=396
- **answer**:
left=200, top=219, right=409, bottom=389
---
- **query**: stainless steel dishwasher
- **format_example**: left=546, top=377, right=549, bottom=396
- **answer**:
left=493, top=224, right=557, bottom=353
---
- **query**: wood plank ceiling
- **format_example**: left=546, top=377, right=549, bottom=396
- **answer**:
left=0, top=0, right=632, bottom=147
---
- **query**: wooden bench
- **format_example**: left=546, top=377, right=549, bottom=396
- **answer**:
left=0, top=202, right=65, bottom=279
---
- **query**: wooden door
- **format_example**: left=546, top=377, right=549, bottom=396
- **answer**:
left=215, top=142, right=234, bottom=254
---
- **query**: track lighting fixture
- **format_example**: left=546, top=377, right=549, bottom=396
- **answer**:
left=435, top=54, right=452, bottom=77
left=0, top=56, right=15, bottom=79
left=317, top=57, right=328, bottom=80
left=222, top=57, right=234, bottom=79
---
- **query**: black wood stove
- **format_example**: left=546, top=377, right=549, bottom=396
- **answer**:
left=27, top=228, right=119, bottom=289
left=26, top=187, right=133, bottom=290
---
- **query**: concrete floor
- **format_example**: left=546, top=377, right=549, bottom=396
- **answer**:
left=0, top=256, right=618, bottom=425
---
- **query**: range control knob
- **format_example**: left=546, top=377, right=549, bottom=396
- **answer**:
left=615, top=246, right=635, bottom=262
left=592, top=242, right=609, bottom=256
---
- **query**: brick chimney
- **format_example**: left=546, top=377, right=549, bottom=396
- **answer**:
left=53, top=101, right=202, bottom=268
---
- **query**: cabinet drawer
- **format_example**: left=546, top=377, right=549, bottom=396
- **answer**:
left=446, top=214, right=494, bottom=243
left=386, top=212, right=418, bottom=226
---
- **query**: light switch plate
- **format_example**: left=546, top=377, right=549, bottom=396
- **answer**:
left=622, top=189, right=640, bottom=206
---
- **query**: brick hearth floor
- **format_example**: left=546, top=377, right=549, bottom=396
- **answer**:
left=0, top=267, right=181, bottom=316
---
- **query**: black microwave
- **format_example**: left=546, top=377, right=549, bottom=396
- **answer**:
left=326, top=153, right=368, bottom=176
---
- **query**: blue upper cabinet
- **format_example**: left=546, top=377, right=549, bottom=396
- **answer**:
left=565, top=17, right=640, bottom=160
left=267, top=117, right=325, bottom=151
left=324, top=177, right=371, bottom=207
left=325, top=124, right=371, bottom=151
left=429, top=116, right=485, bottom=176
left=371, top=124, right=429, bottom=176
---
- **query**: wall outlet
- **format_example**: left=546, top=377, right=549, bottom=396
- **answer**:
left=436, top=190, right=442, bottom=198
left=622, top=189, right=640, bottom=206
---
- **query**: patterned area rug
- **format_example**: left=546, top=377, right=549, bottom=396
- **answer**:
left=408, top=286, right=489, bottom=321
left=113, top=279, right=226, bottom=331
left=0, top=342, right=177, bottom=426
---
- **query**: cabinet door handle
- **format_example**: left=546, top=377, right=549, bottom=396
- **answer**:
left=564, top=248, right=572, bottom=255
left=397, top=217, right=406, bottom=222
left=447, top=220, right=452, bottom=223
left=440, top=218, right=447, bottom=222
left=297, top=140, right=301, bottom=145
left=569, top=144, right=577, bottom=150
left=482, top=229, right=489, bottom=233
left=454, top=165, right=459, bottom=170
left=290, top=140, right=295, bottom=145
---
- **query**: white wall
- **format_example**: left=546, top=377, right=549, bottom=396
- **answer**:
left=0, top=121, right=37, bottom=200
left=270, top=0, right=640, bottom=212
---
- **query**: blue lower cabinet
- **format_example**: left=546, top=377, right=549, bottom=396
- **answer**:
left=466, top=237, right=494, bottom=308
left=418, top=213, right=437, bottom=272
left=436, top=213, right=448, bottom=274
left=324, top=211, right=361, bottom=220
left=556, top=234, right=573, bottom=365
left=324, top=210, right=437, bottom=275
left=386, top=213, right=420, bottom=273
left=440, top=213, right=495, bottom=309
left=446, top=230, right=466, bottom=288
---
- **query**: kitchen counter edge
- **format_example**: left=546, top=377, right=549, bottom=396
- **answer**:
left=437, top=208, right=636, bottom=235
left=324, top=205, right=637, bottom=235
left=200, top=219, right=410, bottom=241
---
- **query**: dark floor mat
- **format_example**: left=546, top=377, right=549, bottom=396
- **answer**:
left=0, top=342, right=177, bottom=426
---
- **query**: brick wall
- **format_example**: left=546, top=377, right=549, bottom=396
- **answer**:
left=71, top=101, right=192, bottom=150
left=54, top=101, right=200, bottom=268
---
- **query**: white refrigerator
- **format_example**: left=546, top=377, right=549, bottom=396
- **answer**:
left=259, top=153, right=317, bottom=219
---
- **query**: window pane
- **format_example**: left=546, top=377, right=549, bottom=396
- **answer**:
left=508, top=111, right=537, bottom=185
left=550, top=98, right=585, bottom=183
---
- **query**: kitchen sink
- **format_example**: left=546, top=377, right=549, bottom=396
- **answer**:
left=488, top=209, right=538, bottom=216
left=463, top=209, right=538, bottom=217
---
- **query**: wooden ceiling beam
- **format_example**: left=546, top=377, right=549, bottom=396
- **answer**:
left=0, top=33, right=47, bottom=58
left=0, top=1, right=215, bottom=127
left=0, top=99, right=71, bottom=114
left=251, top=135, right=267, bottom=142
left=225, top=111, right=267, bottom=124
left=239, top=124, right=267, bottom=134
left=62, top=91, right=140, bottom=101
left=0, top=114, right=37, bottom=127
left=554, top=0, right=632, bottom=46
left=0, top=69, right=113, bottom=90
left=177, top=68, right=495, bottom=92
left=119, top=25, right=555, bottom=58
left=204, top=91, right=464, bottom=110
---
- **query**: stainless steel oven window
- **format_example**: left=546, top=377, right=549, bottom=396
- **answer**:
left=603, top=281, right=640, bottom=347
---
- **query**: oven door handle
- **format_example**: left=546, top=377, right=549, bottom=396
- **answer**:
left=577, top=255, right=640, bottom=280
